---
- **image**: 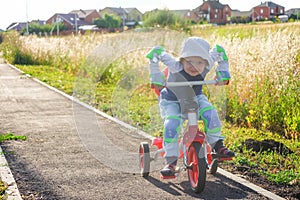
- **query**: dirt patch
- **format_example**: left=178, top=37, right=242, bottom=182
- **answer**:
left=220, top=138, right=299, bottom=200
left=241, top=139, right=294, bottom=155
left=220, top=161, right=300, bottom=200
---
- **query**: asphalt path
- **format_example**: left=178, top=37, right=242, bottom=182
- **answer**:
left=0, top=63, right=278, bottom=199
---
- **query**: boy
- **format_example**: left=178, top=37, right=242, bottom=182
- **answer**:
left=146, top=37, right=235, bottom=177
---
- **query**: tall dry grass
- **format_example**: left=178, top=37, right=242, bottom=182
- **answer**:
left=18, top=24, right=299, bottom=99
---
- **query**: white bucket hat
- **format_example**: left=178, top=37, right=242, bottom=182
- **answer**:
left=180, top=37, right=213, bottom=68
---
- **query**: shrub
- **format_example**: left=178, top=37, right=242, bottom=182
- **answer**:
left=143, top=9, right=190, bottom=32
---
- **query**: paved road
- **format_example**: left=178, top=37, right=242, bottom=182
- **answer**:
left=0, top=63, right=272, bottom=199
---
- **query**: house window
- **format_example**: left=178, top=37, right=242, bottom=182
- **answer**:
left=260, top=9, right=264, bottom=14
left=215, top=9, right=218, bottom=13
left=280, top=9, right=283, bottom=14
left=187, top=12, right=190, bottom=17
left=215, top=14, right=218, bottom=19
left=271, top=9, right=274, bottom=13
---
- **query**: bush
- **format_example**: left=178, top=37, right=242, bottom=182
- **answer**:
left=143, top=9, right=190, bottom=32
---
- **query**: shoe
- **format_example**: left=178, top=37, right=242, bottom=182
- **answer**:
left=217, top=146, right=235, bottom=158
left=160, top=164, right=176, bottom=177
left=214, top=140, right=235, bottom=158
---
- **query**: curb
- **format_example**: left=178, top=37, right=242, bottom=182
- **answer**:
left=5, top=64, right=286, bottom=200
left=0, top=146, right=22, bottom=200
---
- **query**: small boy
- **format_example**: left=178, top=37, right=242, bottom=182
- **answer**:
left=146, top=37, right=235, bottom=177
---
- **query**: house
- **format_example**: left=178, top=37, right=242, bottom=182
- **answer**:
left=69, top=9, right=101, bottom=24
left=99, top=7, right=143, bottom=27
left=252, top=1, right=284, bottom=20
left=194, top=0, right=231, bottom=24
left=230, top=10, right=252, bottom=23
left=6, top=22, right=28, bottom=31
left=46, top=13, right=89, bottom=30
left=285, top=8, right=300, bottom=18
left=6, top=20, right=46, bottom=32
left=30, top=20, right=46, bottom=26
left=172, top=10, right=199, bottom=23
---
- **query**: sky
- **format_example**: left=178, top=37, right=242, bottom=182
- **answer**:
left=1, top=0, right=299, bottom=30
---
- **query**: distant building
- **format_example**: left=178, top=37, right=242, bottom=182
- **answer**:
left=230, top=10, right=252, bottom=23
left=194, top=0, right=231, bottom=25
left=69, top=9, right=101, bottom=24
left=46, top=13, right=89, bottom=30
left=172, top=10, right=199, bottom=23
left=30, top=20, right=46, bottom=26
left=252, top=1, right=285, bottom=20
left=99, top=7, right=143, bottom=27
left=6, top=22, right=27, bottom=31
left=285, top=8, right=300, bottom=17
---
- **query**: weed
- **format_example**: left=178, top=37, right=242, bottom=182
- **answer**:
left=0, top=133, right=27, bottom=142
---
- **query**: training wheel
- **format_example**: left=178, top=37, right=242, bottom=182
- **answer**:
left=208, top=159, right=218, bottom=174
left=139, top=142, right=150, bottom=177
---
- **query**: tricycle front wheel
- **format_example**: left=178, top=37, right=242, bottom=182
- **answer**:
left=187, top=142, right=207, bottom=193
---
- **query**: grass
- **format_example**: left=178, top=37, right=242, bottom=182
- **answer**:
left=221, top=124, right=300, bottom=185
left=1, top=23, right=300, bottom=186
left=17, top=65, right=75, bottom=95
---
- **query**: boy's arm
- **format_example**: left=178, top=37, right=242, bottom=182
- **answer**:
left=210, top=45, right=230, bottom=85
left=147, top=46, right=182, bottom=73
left=160, top=53, right=182, bottom=73
left=146, top=46, right=165, bottom=88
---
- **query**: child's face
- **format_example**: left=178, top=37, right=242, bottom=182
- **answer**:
left=182, top=56, right=208, bottom=76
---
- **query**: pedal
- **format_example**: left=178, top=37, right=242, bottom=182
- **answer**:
left=218, top=157, right=233, bottom=161
left=160, top=175, right=176, bottom=179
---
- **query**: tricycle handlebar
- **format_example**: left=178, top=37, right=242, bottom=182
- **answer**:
left=166, top=80, right=217, bottom=87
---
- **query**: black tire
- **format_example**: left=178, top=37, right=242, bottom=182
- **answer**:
left=208, top=159, right=218, bottom=175
left=139, top=142, right=150, bottom=177
left=187, top=142, right=207, bottom=193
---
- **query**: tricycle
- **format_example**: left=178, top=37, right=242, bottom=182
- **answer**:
left=139, top=80, right=233, bottom=193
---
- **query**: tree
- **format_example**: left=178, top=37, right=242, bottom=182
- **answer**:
left=143, top=9, right=190, bottom=32
left=94, top=14, right=122, bottom=29
left=290, top=12, right=300, bottom=21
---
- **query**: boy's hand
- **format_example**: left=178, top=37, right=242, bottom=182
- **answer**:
left=216, top=45, right=228, bottom=61
left=146, top=46, right=165, bottom=63
left=210, top=45, right=228, bottom=62
left=215, top=71, right=230, bottom=86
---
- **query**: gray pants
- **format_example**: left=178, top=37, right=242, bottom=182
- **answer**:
left=159, top=94, right=224, bottom=159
